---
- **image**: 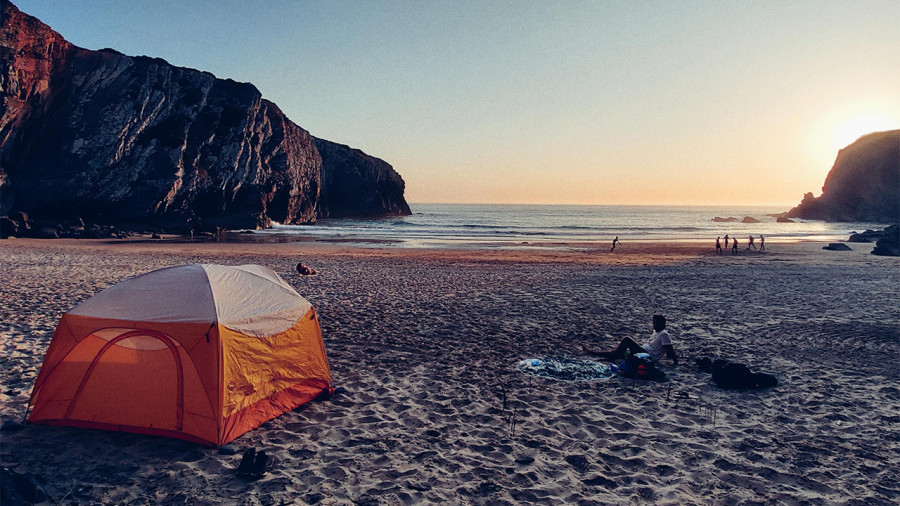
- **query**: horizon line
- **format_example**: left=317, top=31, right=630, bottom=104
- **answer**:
left=406, top=202, right=797, bottom=208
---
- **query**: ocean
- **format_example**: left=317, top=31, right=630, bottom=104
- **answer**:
left=252, top=204, right=885, bottom=248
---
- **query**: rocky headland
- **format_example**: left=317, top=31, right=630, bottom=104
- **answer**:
left=784, top=130, right=899, bottom=223
left=0, top=1, right=410, bottom=237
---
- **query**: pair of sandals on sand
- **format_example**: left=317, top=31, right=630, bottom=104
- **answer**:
left=236, top=448, right=270, bottom=479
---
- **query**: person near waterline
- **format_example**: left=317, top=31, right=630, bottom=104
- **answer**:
left=716, top=237, right=722, bottom=255
left=611, top=236, right=620, bottom=251
left=760, top=234, right=765, bottom=251
left=732, top=237, right=739, bottom=254
left=748, top=235, right=756, bottom=250
left=724, top=235, right=729, bottom=250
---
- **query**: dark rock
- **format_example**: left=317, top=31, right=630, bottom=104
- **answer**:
left=872, top=224, right=900, bottom=256
left=34, top=227, right=59, bottom=239
left=740, top=216, right=760, bottom=223
left=822, top=243, right=852, bottom=251
left=848, top=229, right=883, bottom=242
left=217, top=444, right=239, bottom=455
left=0, top=217, right=17, bottom=238
left=315, top=138, right=411, bottom=218
left=151, top=232, right=161, bottom=239
left=0, top=2, right=409, bottom=234
left=1, top=420, right=24, bottom=431
left=785, top=130, right=900, bottom=223
left=776, top=216, right=795, bottom=223
left=0, top=467, right=50, bottom=505
left=712, top=217, right=738, bottom=222
left=12, top=212, right=30, bottom=228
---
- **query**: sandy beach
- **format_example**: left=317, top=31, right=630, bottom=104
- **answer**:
left=1, top=237, right=898, bottom=505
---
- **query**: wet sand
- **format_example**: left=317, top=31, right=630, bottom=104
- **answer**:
left=1, top=238, right=898, bottom=504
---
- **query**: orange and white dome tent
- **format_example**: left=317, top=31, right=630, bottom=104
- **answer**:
left=27, top=264, right=333, bottom=446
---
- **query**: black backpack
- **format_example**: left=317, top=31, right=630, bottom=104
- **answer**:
left=620, top=354, right=666, bottom=381
left=711, top=361, right=756, bottom=389
left=707, top=359, right=778, bottom=389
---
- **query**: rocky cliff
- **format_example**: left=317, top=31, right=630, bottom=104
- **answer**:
left=0, top=1, right=409, bottom=233
left=315, top=138, right=411, bottom=218
left=785, top=130, right=899, bottom=223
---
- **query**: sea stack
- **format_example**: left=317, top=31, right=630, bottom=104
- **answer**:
left=784, top=130, right=900, bottom=223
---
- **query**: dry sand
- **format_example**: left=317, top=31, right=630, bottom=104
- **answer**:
left=1, top=237, right=898, bottom=505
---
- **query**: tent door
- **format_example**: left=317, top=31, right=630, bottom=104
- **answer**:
left=64, top=330, right=184, bottom=431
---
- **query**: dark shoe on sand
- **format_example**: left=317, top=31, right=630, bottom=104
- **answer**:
left=251, top=450, right=268, bottom=478
left=236, top=448, right=256, bottom=476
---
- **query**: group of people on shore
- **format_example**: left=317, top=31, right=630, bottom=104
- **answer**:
left=715, top=234, right=765, bottom=255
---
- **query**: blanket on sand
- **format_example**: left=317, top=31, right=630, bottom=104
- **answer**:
left=517, top=357, right=614, bottom=381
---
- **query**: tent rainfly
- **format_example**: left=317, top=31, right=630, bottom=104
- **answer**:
left=27, top=264, right=333, bottom=446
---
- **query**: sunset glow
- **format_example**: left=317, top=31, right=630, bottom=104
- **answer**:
left=16, top=0, right=900, bottom=207
left=832, top=115, right=900, bottom=152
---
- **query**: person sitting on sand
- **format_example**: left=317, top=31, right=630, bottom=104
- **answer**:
left=583, top=315, right=678, bottom=365
left=296, top=261, right=318, bottom=276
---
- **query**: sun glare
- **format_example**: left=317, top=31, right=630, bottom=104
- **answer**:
left=832, top=115, right=899, bottom=151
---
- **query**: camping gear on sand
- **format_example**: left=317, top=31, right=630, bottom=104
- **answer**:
left=697, top=357, right=778, bottom=389
left=517, top=357, right=614, bottom=381
left=27, top=264, right=333, bottom=446
left=617, top=353, right=666, bottom=381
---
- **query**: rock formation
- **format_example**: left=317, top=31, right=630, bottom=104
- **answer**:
left=0, top=1, right=410, bottom=233
left=315, top=138, right=411, bottom=218
left=847, top=229, right=884, bottom=243
left=785, top=130, right=900, bottom=223
left=872, top=224, right=900, bottom=257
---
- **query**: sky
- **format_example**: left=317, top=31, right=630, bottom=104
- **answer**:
left=16, top=0, right=900, bottom=206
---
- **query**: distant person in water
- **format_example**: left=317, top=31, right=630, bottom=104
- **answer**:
left=748, top=235, right=756, bottom=250
left=296, top=261, right=318, bottom=276
left=732, top=237, right=739, bottom=254
left=582, top=315, right=678, bottom=365
left=759, top=235, right=765, bottom=251
left=715, top=237, right=722, bottom=255
left=611, top=236, right=620, bottom=251
left=724, top=235, right=729, bottom=249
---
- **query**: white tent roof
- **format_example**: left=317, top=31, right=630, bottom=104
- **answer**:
left=69, top=264, right=312, bottom=337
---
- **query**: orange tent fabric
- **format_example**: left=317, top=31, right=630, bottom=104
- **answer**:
left=27, top=264, right=333, bottom=446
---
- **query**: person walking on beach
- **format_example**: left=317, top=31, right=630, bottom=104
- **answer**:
left=582, top=315, right=678, bottom=365
left=748, top=235, right=756, bottom=250
left=732, top=237, right=739, bottom=254
left=724, top=235, right=729, bottom=250
left=611, top=236, right=620, bottom=251
left=716, top=237, right=722, bottom=255
left=760, top=234, right=765, bottom=251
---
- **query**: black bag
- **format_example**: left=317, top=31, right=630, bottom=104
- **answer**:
left=711, top=360, right=756, bottom=389
left=708, top=358, right=778, bottom=389
left=620, top=354, right=666, bottom=381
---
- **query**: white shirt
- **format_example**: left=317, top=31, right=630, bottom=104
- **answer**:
left=642, top=330, right=672, bottom=362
